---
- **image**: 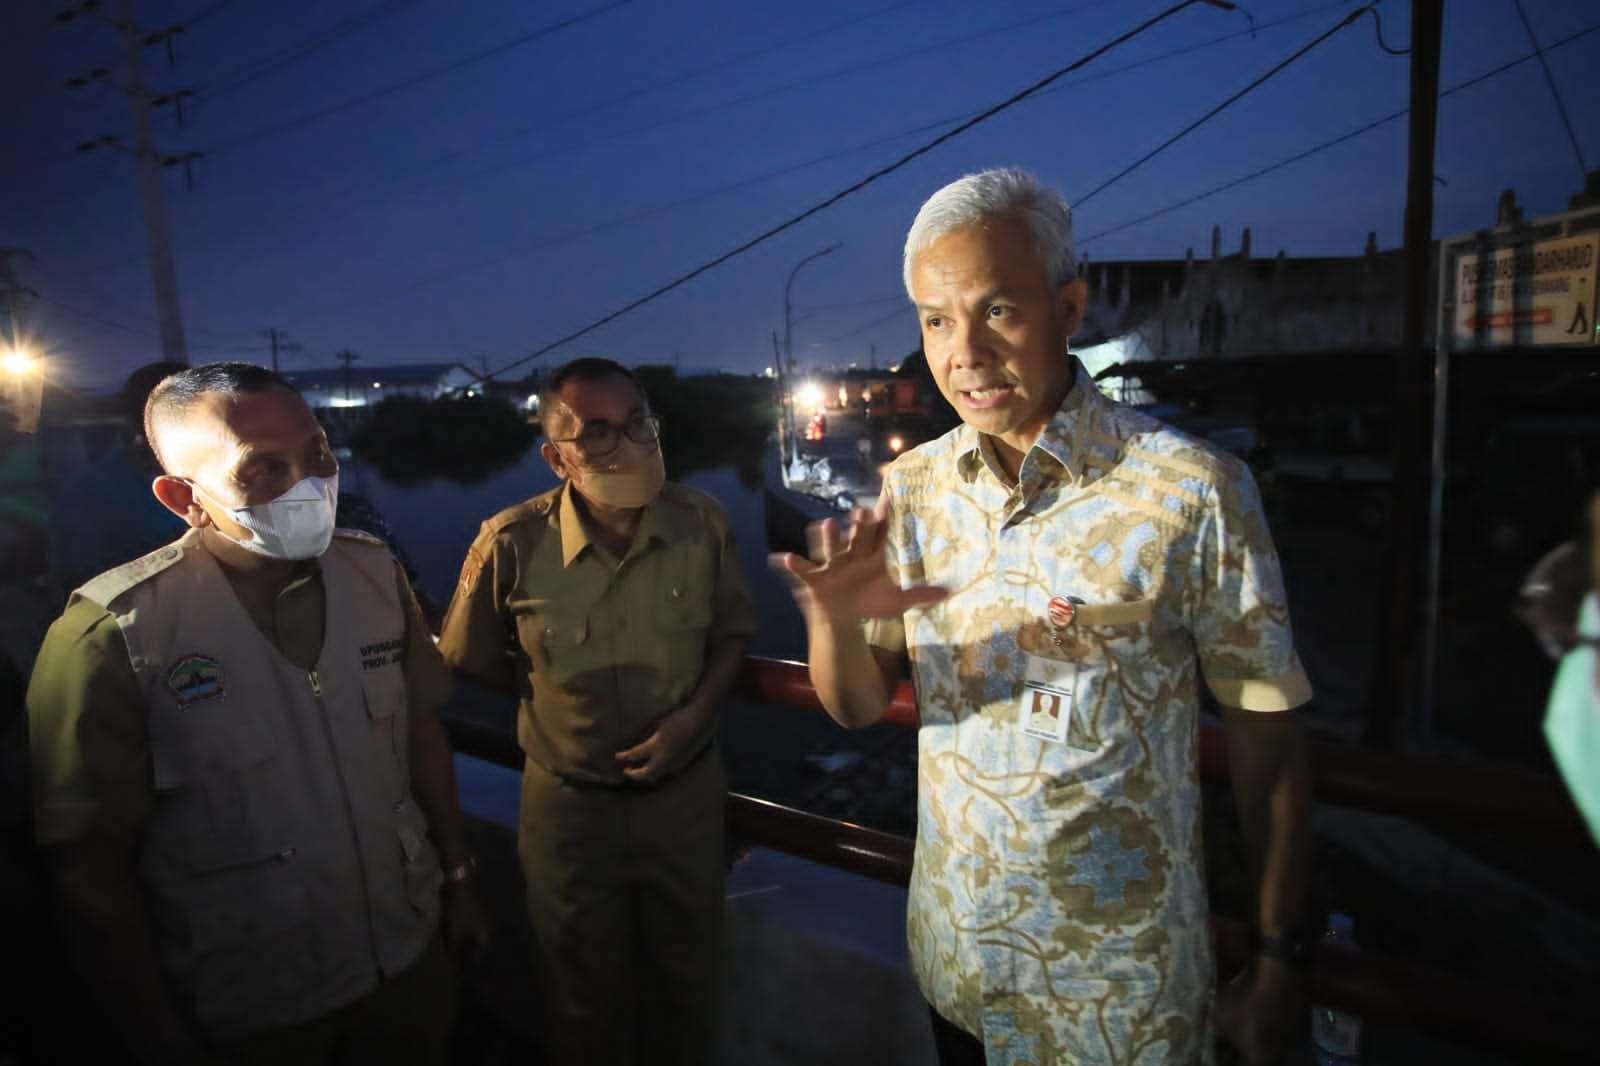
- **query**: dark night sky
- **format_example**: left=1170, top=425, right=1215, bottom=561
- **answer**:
left=4, top=0, right=1596, bottom=389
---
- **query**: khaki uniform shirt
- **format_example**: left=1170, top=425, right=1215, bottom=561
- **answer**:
left=438, top=481, right=756, bottom=785
left=29, top=536, right=451, bottom=848
left=867, top=360, right=1311, bottom=1066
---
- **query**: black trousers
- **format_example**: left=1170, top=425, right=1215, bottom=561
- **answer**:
left=929, top=1005, right=986, bottom=1066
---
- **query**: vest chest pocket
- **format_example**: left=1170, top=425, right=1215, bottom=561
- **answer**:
left=149, top=698, right=282, bottom=875
left=361, top=663, right=410, bottom=805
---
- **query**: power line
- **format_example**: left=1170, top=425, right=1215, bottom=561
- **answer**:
left=182, top=0, right=240, bottom=28
left=361, top=0, right=1348, bottom=218
left=485, top=0, right=925, bottom=146
left=36, top=292, right=165, bottom=339
left=319, top=0, right=926, bottom=202
left=1079, top=19, right=1600, bottom=246
left=1366, top=4, right=1410, bottom=55
left=383, top=122, right=950, bottom=300
left=824, top=304, right=913, bottom=346
left=1077, top=3, right=1379, bottom=206
left=90, top=0, right=1357, bottom=318
left=394, top=0, right=1123, bottom=203
left=330, top=0, right=1339, bottom=248
left=1510, top=0, right=1588, bottom=182
left=802, top=294, right=908, bottom=314
left=56, top=0, right=1345, bottom=280
left=33, top=0, right=935, bottom=271
left=202, top=0, right=634, bottom=158
left=474, top=0, right=1235, bottom=385
left=29, top=260, right=245, bottom=343
left=201, top=0, right=424, bottom=98
left=283, top=117, right=952, bottom=325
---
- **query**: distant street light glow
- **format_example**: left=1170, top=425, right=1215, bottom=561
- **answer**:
left=3, top=348, right=40, bottom=376
left=888, top=434, right=905, bottom=454
left=795, top=382, right=825, bottom=412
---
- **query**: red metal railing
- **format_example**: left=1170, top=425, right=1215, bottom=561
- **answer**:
left=734, top=657, right=1592, bottom=847
left=444, top=654, right=1594, bottom=1061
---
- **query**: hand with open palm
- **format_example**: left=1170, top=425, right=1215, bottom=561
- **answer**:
left=770, top=496, right=947, bottom=624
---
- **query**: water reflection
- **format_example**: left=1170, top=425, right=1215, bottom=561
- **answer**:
left=348, top=396, right=538, bottom=486
left=344, top=453, right=806, bottom=659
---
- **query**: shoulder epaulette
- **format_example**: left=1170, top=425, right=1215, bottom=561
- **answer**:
left=481, top=488, right=562, bottom=538
left=659, top=482, right=720, bottom=513
left=75, top=538, right=189, bottom=608
left=332, top=527, right=388, bottom=548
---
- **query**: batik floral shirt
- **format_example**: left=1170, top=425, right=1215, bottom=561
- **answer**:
left=867, top=360, right=1310, bottom=1066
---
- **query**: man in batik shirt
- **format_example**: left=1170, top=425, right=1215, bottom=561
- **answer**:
left=775, top=169, right=1313, bottom=1066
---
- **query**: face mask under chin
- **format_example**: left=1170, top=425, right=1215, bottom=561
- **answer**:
left=572, top=448, right=665, bottom=510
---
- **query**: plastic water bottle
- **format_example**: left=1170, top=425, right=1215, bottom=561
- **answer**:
left=1311, top=913, right=1362, bottom=1063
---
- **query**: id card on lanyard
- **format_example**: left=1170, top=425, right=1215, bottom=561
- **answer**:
left=1018, top=653, right=1077, bottom=744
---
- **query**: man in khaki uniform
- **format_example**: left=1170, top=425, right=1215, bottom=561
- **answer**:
left=27, top=363, right=488, bottom=1065
left=439, top=357, right=755, bottom=1066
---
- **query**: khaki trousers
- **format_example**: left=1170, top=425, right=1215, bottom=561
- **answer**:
left=519, top=751, right=725, bottom=1066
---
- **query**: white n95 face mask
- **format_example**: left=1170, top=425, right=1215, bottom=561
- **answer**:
left=204, top=474, right=340, bottom=560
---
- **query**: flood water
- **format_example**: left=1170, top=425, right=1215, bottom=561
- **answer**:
left=343, top=449, right=808, bottom=661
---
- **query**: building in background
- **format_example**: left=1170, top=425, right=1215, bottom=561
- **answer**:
left=1073, top=225, right=1410, bottom=381
left=281, top=362, right=481, bottom=409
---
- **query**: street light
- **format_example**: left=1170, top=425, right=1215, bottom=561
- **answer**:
left=781, top=242, right=840, bottom=454
left=784, top=242, right=841, bottom=378
left=3, top=347, right=40, bottom=376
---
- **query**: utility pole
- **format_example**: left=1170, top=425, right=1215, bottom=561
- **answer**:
left=0, top=249, right=38, bottom=351
left=1, top=249, right=43, bottom=432
left=262, top=327, right=302, bottom=373
left=771, top=331, right=796, bottom=462
left=59, top=0, right=200, bottom=365
left=1367, top=0, right=1444, bottom=749
left=335, top=349, right=360, bottom=403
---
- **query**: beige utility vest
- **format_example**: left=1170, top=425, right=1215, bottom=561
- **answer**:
left=77, top=527, right=442, bottom=1038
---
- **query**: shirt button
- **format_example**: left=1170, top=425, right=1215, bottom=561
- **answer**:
left=670, top=586, right=682, bottom=599
left=543, top=625, right=554, bottom=639
left=393, top=800, right=406, bottom=813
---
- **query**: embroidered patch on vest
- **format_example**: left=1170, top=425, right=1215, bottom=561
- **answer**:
left=167, top=655, right=224, bottom=706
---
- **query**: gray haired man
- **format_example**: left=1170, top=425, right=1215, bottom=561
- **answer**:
left=775, top=169, right=1314, bottom=1065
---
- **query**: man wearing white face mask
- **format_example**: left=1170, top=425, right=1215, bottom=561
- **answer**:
left=439, top=357, right=755, bottom=1066
left=27, top=362, right=488, bottom=1065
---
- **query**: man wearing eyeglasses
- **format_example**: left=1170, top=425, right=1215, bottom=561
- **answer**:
left=437, top=356, right=755, bottom=1066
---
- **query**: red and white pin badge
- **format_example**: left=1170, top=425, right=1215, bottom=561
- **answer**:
left=1047, top=596, right=1077, bottom=628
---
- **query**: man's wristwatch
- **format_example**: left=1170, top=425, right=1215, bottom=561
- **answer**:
left=443, top=856, right=480, bottom=884
left=1253, top=927, right=1314, bottom=966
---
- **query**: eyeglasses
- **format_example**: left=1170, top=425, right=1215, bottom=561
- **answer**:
left=550, top=414, right=662, bottom=458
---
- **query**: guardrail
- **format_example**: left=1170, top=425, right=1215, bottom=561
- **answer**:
left=443, top=654, right=1594, bottom=1061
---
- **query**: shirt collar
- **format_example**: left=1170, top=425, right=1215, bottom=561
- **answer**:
left=555, top=478, right=685, bottom=567
left=953, top=355, right=1098, bottom=485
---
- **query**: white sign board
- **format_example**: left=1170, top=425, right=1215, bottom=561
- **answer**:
left=1453, top=233, right=1598, bottom=347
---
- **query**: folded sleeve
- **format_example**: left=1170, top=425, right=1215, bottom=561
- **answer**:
left=26, top=599, right=151, bottom=846
left=706, top=503, right=758, bottom=644
left=1189, top=462, right=1312, bottom=712
left=437, top=524, right=519, bottom=679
